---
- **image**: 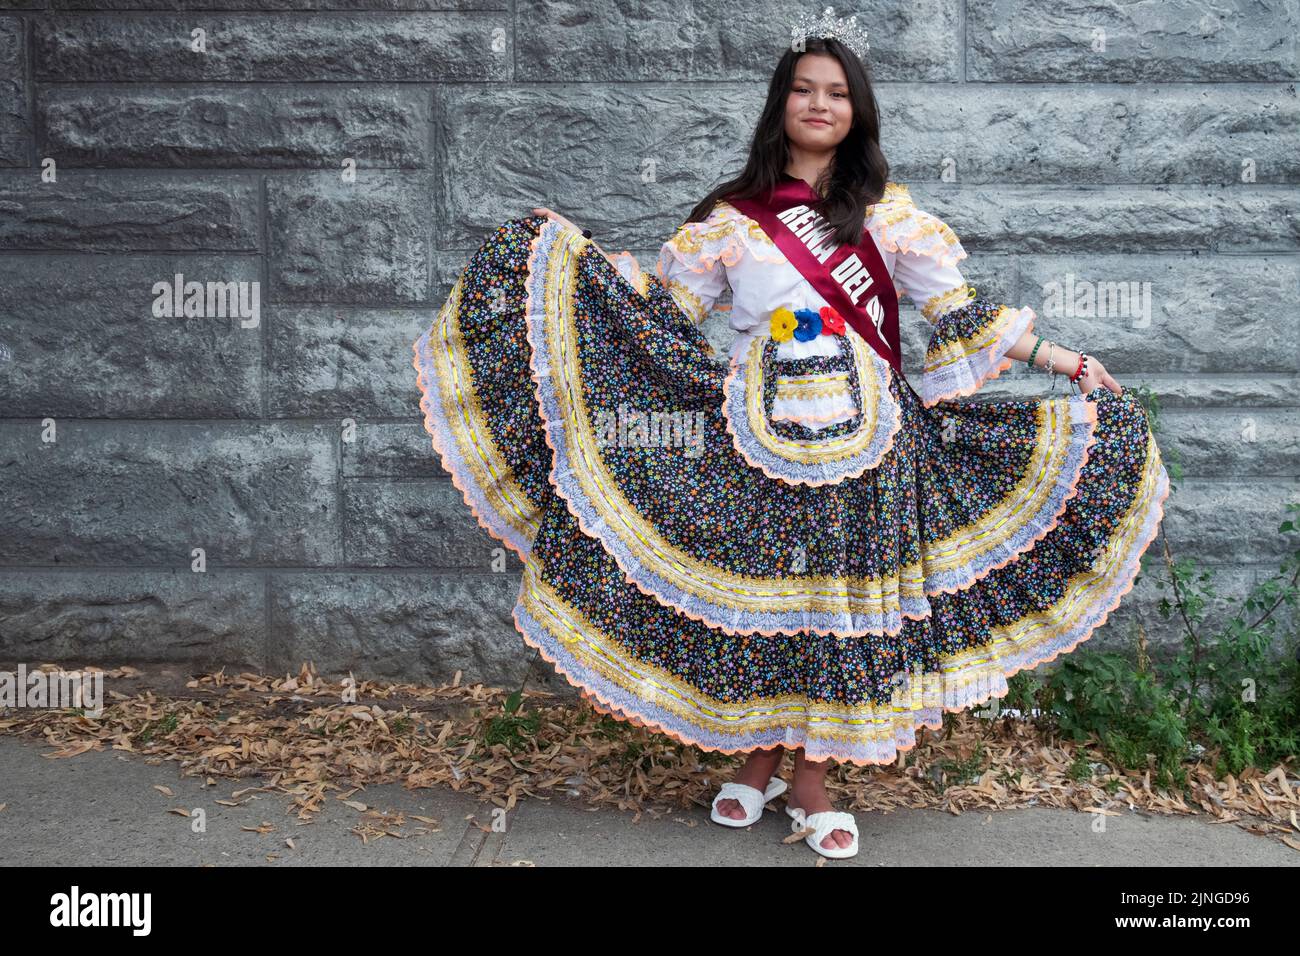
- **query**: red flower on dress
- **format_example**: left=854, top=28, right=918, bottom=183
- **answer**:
left=819, top=306, right=846, bottom=336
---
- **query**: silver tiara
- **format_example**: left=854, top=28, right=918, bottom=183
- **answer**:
left=789, top=6, right=870, bottom=60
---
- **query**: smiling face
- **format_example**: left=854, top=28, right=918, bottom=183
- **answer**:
left=783, top=52, right=853, bottom=152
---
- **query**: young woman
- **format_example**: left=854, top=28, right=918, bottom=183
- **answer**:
left=413, top=25, right=1170, bottom=861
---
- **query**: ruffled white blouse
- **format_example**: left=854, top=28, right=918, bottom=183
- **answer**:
left=610, top=182, right=970, bottom=359
left=607, top=182, right=1035, bottom=420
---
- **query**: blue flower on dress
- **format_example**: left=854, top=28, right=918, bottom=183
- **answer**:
left=792, top=308, right=822, bottom=342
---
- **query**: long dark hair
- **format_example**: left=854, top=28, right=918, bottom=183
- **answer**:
left=683, top=37, right=889, bottom=247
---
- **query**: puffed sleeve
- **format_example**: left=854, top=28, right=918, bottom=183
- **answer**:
left=606, top=204, right=736, bottom=328
left=884, top=197, right=1035, bottom=407
left=651, top=210, right=735, bottom=326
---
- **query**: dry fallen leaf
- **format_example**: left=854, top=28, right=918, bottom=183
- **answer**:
left=44, top=741, right=99, bottom=759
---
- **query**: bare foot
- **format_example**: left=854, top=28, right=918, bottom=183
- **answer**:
left=787, top=758, right=854, bottom=851
left=715, top=747, right=785, bottom=821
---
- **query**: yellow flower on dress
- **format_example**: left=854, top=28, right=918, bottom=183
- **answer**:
left=770, top=307, right=797, bottom=342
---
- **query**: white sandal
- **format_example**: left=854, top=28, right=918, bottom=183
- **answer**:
left=785, top=804, right=860, bottom=859
left=709, top=775, right=788, bottom=827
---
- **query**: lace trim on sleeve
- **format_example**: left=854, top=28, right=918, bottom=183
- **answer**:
left=656, top=200, right=787, bottom=281
left=921, top=282, right=975, bottom=324
left=921, top=300, right=1035, bottom=407
left=665, top=277, right=707, bottom=324
left=868, top=184, right=968, bottom=269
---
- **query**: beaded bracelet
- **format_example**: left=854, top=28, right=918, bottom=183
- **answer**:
left=1027, top=334, right=1045, bottom=368
left=1069, top=353, right=1090, bottom=388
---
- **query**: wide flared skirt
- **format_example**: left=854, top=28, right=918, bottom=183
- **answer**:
left=412, top=215, right=1171, bottom=765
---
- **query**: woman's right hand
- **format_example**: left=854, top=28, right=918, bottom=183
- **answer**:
left=532, top=207, right=582, bottom=235
left=533, top=207, right=611, bottom=263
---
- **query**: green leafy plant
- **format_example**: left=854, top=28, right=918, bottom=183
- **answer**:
left=481, top=689, right=541, bottom=751
left=135, top=711, right=180, bottom=745
left=926, top=740, right=990, bottom=794
left=388, top=715, right=412, bottom=735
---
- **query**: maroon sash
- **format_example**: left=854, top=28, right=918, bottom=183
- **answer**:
left=726, top=175, right=902, bottom=374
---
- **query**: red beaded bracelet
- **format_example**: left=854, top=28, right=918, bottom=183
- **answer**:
left=1068, top=352, right=1089, bottom=383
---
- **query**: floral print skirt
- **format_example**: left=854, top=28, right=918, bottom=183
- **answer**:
left=412, top=215, right=1171, bottom=766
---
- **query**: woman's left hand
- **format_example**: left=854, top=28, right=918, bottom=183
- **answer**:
left=1077, top=353, right=1123, bottom=396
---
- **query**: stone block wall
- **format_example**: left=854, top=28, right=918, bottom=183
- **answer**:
left=1, top=2, right=1297, bottom=689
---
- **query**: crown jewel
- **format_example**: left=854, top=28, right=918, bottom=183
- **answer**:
left=790, top=6, right=870, bottom=60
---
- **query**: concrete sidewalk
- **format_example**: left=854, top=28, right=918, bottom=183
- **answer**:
left=1, top=734, right=1294, bottom=867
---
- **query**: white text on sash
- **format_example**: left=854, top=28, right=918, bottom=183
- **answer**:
left=776, top=204, right=886, bottom=335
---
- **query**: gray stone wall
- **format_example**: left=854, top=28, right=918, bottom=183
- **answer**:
left=1, top=2, right=1297, bottom=689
